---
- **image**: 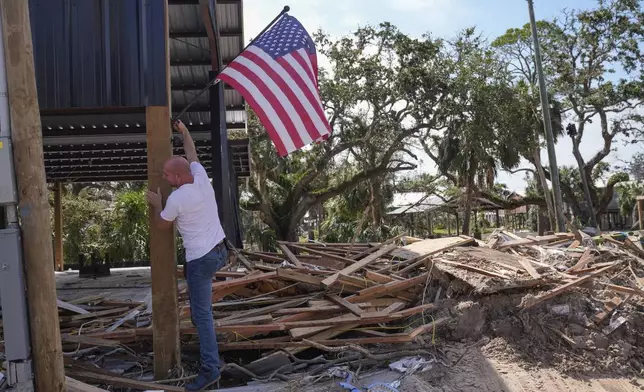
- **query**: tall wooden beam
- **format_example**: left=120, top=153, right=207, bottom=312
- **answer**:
left=54, top=182, right=64, bottom=271
left=0, top=1, right=66, bottom=390
left=637, top=196, right=644, bottom=230
left=146, top=0, right=180, bottom=379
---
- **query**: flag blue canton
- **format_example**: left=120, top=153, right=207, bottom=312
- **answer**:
left=253, top=15, right=316, bottom=59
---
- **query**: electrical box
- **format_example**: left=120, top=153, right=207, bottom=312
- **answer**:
left=0, top=137, right=17, bottom=204
left=0, top=228, right=31, bottom=361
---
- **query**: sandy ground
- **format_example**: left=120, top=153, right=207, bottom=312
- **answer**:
left=217, top=344, right=643, bottom=392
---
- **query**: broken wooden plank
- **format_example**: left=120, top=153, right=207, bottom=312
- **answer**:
left=592, top=295, right=630, bottom=324
left=67, top=295, right=104, bottom=306
left=276, top=268, right=324, bottom=287
left=364, top=270, right=401, bottom=283
left=65, top=376, right=109, bottom=392
left=326, top=294, right=363, bottom=316
left=66, top=370, right=184, bottom=392
left=434, top=258, right=511, bottom=280
left=60, top=307, right=130, bottom=322
left=409, top=316, right=452, bottom=339
left=567, top=248, right=593, bottom=272
left=321, top=244, right=398, bottom=287
left=61, top=334, right=120, bottom=348
left=219, top=334, right=412, bottom=351
left=347, top=273, right=428, bottom=303
left=391, top=236, right=475, bottom=261
left=219, top=297, right=310, bottom=323
left=287, top=243, right=355, bottom=265
left=277, top=243, right=304, bottom=268
left=522, top=263, right=621, bottom=309
left=349, top=234, right=405, bottom=260
left=602, top=283, right=644, bottom=298
left=212, top=271, right=278, bottom=291
left=57, top=299, right=90, bottom=315
left=217, top=315, right=273, bottom=327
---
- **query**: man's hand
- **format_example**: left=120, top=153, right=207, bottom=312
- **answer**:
left=172, top=119, right=189, bottom=134
left=146, top=188, right=163, bottom=210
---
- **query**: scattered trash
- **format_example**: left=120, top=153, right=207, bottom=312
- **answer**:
left=389, top=356, right=436, bottom=375
left=550, top=304, right=570, bottom=315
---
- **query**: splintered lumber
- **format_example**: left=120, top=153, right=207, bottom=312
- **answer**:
left=434, top=258, right=511, bottom=280
left=391, top=236, right=475, bottom=260
left=364, top=270, right=401, bottom=283
left=288, top=244, right=355, bottom=265
left=326, top=294, right=363, bottom=316
left=219, top=297, right=310, bottom=323
left=219, top=334, right=413, bottom=351
left=409, top=316, right=452, bottom=339
left=592, top=295, right=630, bottom=324
left=276, top=268, right=324, bottom=287
left=66, top=370, right=184, bottom=392
left=347, top=273, right=429, bottom=303
left=60, top=307, right=131, bottom=322
left=277, top=243, right=304, bottom=268
left=522, top=263, right=621, bottom=309
left=65, top=376, right=109, bottom=392
left=602, top=283, right=644, bottom=298
left=499, top=233, right=575, bottom=250
left=61, top=334, right=121, bottom=348
left=349, top=234, right=405, bottom=260
left=213, top=272, right=278, bottom=291
left=57, top=299, right=91, bottom=315
left=321, top=244, right=398, bottom=287
left=567, top=248, right=593, bottom=272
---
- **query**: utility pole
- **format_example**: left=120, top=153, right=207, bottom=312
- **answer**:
left=0, top=1, right=66, bottom=391
left=526, top=0, right=567, bottom=232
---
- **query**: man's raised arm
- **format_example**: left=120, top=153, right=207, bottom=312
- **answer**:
left=173, top=119, right=199, bottom=163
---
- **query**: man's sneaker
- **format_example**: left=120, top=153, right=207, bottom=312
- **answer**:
left=185, top=370, right=220, bottom=392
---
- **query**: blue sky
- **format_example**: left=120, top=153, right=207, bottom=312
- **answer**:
left=242, top=0, right=640, bottom=193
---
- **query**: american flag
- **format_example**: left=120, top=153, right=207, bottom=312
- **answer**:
left=217, top=14, right=331, bottom=156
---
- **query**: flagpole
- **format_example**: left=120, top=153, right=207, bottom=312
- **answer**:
left=172, top=5, right=290, bottom=121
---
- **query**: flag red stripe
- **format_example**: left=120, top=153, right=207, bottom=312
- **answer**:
left=292, top=50, right=317, bottom=92
left=276, top=56, right=330, bottom=134
left=309, top=54, right=318, bottom=86
left=241, top=51, right=321, bottom=142
left=227, top=61, right=305, bottom=149
left=217, top=74, right=288, bottom=156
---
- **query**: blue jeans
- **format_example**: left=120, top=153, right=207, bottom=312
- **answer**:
left=185, top=245, right=228, bottom=375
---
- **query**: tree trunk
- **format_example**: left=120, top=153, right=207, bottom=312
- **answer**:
left=369, top=179, right=383, bottom=226
left=571, top=138, right=598, bottom=227
left=532, top=148, right=556, bottom=231
left=462, top=179, right=474, bottom=235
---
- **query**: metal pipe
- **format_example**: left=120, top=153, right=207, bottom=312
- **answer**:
left=526, top=0, right=566, bottom=232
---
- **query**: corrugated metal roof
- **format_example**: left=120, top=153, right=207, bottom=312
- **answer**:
left=32, top=0, right=249, bottom=181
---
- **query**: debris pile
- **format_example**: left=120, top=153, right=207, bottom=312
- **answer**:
left=3, top=230, right=644, bottom=390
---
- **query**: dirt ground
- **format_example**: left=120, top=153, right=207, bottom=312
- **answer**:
left=264, top=344, right=643, bottom=392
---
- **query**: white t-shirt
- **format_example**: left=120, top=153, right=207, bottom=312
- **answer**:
left=160, top=162, right=225, bottom=261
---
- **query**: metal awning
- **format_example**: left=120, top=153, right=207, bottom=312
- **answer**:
left=30, top=0, right=248, bottom=183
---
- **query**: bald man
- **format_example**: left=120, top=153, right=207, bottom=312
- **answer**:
left=146, top=120, right=226, bottom=392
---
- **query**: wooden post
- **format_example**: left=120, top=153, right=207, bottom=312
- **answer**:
left=637, top=196, right=644, bottom=230
left=54, top=182, right=63, bottom=271
left=0, top=1, right=66, bottom=390
left=146, top=0, right=180, bottom=379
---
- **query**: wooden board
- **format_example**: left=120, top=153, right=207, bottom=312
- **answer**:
left=592, top=295, right=630, bottom=324
left=321, top=244, right=398, bottom=287
left=57, top=299, right=90, bottom=315
left=522, top=263, right=621, bottom=309
left=390, top=236, right=475, bottom=260
left=277, top=243, right=304, bottom=268
left=326, top=294, right=363, bottom=316
left=65, top=376, right=108, bottom=392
